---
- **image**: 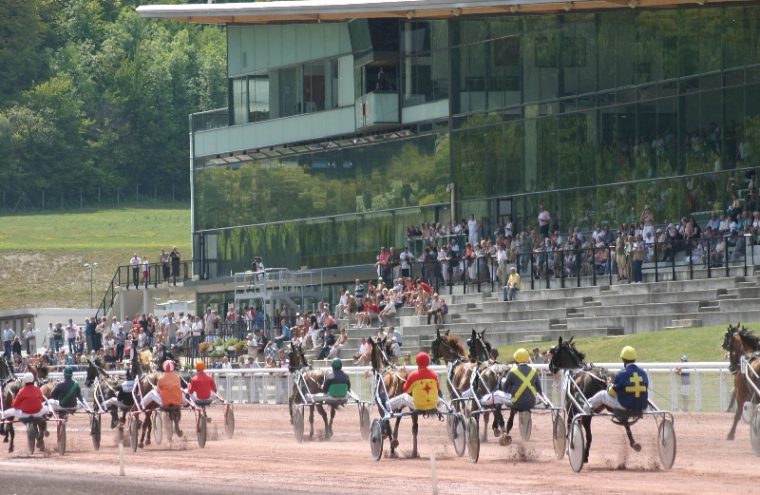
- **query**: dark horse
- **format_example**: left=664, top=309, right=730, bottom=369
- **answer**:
left=0, top=357, right=19, bottom=452
left=287, top=343, right=338, bottom=439
left=85, top=358, right=127, bottom=429
left=548, top=336, right=642, bottom=465
left=722, top=323, right=760, bottom=440
left=368, top=336, right=410, bottom=457
left=466, top=329, right=510, bottom=441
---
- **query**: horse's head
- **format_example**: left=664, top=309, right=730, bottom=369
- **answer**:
left=723, top=323, right=743, bottom=373
left=85, top=359, right=98, bottom=387
left=31, top=362, right=50, bottom=381
left=548, top=336, right=585, bottom=373
left=466, top=329, right=491, bottom=363
left=430, top=328, right=464, bottom=364
left=287, top=343, right=307, bottom=373
left=368, top=337, right=390, bottom=371
left=0, top=356, right=14, bottom=382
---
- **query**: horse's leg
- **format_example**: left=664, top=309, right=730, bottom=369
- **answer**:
left=308, top=405, right=315, bottom=439
left=315, top=404, right=329, bottom=439
left=482, top=411, right=489, bottom=442
left=411, top=413, right=419, bottom=458
left=501, top=409, right=516, bottom=446
left=582, top=416, right=592, bottom=463
left=623, top=423, right=641, bottom=451
left=389, top=415, right=402, bottom=457
left=727, top=404, right=742, bottom=440
left=491, top=405, right=504, bottom=438
left=8, top=424, right=13, bottom=453
left=327, top=406, right=336, bottom=439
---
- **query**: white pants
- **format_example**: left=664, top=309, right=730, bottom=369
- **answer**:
left=2, top=406, right=49, bottom=420
left=587, top=390, right=624, bottom=411
left=479, top=391, right=513, bottom=407
left=141, top=389, right=163, bottom=409
left=100, top=397, right=128, bottom=411
left=47, top=400, right=81, bottom=413
left=386, top=393, right=447, bottom=413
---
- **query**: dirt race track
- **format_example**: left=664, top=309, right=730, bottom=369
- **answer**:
left=0, top=405, right=758, bottom=495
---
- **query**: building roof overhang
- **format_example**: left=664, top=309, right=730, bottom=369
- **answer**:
left=136, top=0, right=744, bottom=25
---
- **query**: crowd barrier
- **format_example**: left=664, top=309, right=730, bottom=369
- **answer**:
left=55, top=362, right=735, bottom=413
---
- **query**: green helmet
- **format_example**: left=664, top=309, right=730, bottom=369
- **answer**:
left=63, top=366, right=74, bottom=377
left=331, top=358, right=342, bottom=370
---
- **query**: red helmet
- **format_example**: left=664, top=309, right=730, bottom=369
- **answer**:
left=415, top=352, right=430, bottom=368
left=162, top=360, right=175, bottom=372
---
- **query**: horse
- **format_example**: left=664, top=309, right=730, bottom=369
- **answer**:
left=28, top=361, right=55, bottom=398
left=430, top=328, right=476, bottom=415
left=368, top=336, right=410, bottom=457
left=722, top=323, right=760, bottom=440
left=129, top=348, right=166, bottom=448
left=465, top=329, right=510, bottom=441
left=85, top=358, right=127, bottom=429
left=548, top=336, right=642, bottom=465
left=287, top=343, right=336, bottom=440
left=0, top=357, right=19, bottom=452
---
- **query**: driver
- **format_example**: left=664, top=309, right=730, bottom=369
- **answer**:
left=2, top=373, right=49, bottom=434
left=141, top=360, right=185, bottom=410
left=585, top=346, right=649, bottom=414
left=386, top=352, right=446, bottom=412
left=498, top=348, right=544, bottom=444
left=100, top=369, right=136, bottom=428
left=188, top=361, right=217, bottom=405
left=48, top=366, right=84, bottom=413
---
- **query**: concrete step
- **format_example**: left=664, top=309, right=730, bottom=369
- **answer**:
left=665, top=319, right=703, bottom=329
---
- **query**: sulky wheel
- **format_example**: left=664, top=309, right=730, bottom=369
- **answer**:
left=657, top=419, right=677, bottom=470
left=152, top=412, right=163, bottom=445
left=57, top=421, right=67, bottom=456
left=359, top=404, right=370, bottom=441
left=452, top=414, right=466, bottom=457
left=292, top=407, right=304, bottom=443
left=750, top=406, right=760, bottom=457
left=467, top=416, right=480, bottom=463
left=369, top=418, right=384, bottom=461
left=568, top=421, right=585, bottom=473
left=91, top=415, right=101, bottom=451
left=225, top=406, right=235, bottom=439
left=129, top=417, right=139, bottom=453
left=197, top=412, right=207, bottom=448
left=552, top=413, right=567, bottom=460
left=519, top=410, right=532, bottom=441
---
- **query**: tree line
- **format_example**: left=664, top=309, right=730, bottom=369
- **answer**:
left=0, top=0, right=226, bottom=206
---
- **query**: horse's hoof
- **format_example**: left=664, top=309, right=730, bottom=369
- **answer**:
left=2, top=437, right=7, bottom=443
left=499, top=435, right=512, bottom=447
left=111, top=419, right=118, bottom=429
left=492, top=428, right=501, bottom=438
left=391, top=439, right=399, bottom=449
left=389, top=451, right=398, bottom=458
left=727, top=434, right=735, bottom=441
left=8, top=446, right=13, bottom=454
left=583, top=455, right=589, bottom=463
left=176, top=430, right=183, bottom=438
left=138, top=442, right=144, bottom=449
left=145, top=439, right=151, bottom=446
left=632, top=443, right=641, bottom=452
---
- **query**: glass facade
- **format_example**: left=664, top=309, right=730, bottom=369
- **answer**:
left=194, top=5, right=760, bottom=272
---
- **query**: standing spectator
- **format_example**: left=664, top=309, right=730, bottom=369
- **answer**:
left=141, top=257, right=150, bottom=288
left=84, top=318, right=95, bottom=353
left=399, top=247, right=413, bottom=278
left=467, top=214, right=480, bottom=245
left=11, top=335, right=22, bottom=358
left=631, top=234, right=645, bottom=283
left=640, top=204, right=655, bottom=239
left=22, top=322, right=36, bottom=356
left=170, top=246, right=181, bottom=286
left=3, top=324, right=15, bottom=358
left=115, top=326, right=126, bottom=361
left=674, top=355, right=690, bottom=412
left=65, top=319, right=78, bottom=355
left=159, top=248, right=171, bottom=284
left=538, top=204, right=551, bottom=238
left=129, top=253, right=141, bottom=289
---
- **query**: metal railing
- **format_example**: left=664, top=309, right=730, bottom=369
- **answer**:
left=55, top=362, right=733, bottom=411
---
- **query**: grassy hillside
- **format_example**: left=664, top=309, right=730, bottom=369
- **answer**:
left=497, top=323, right=743, bottom=363
left=0, top=207, right=191, bottom=310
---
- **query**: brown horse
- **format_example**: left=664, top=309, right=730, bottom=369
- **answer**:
left=287, top=343, right=337, bottom=440
left=467, top=330, right=511, bottom=441
left=430, top=328, right=476, bottom=412
left=368, top=336, right=409, bottom=457
left=722, top=323, right=760, bottom=440
left=0, top=357, right=19, bottom=452
left=130, top=349, right=165, bottom=448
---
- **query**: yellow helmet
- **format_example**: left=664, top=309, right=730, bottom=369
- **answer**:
left=620, top=346, right=637, bottom=361
left=514, top=348, right=530, bottom=364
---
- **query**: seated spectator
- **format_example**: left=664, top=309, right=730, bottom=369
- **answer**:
left=427, top=293, right=444, bottom=325
left=354, top=337, right=371, bottom=365
left=327, top=328, right=348, bottom=359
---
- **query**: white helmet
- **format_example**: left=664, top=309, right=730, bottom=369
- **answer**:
left=22, top=372, right=35, bottom=384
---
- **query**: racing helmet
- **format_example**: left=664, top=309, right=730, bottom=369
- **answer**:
left=22, top=372, right=35, bottom=384
left=195, top=361, right=205, bottom=372
left=63, top=366, right=74, bottom=377
left=513, top=348, right=530, bottom=364
left=331, top=358, right=342, bottom=370
left=162, top=360, right=175, bottom=372
left=415, top=352, right=430, bottom=368
left=620, top=346, right=637, bottom=361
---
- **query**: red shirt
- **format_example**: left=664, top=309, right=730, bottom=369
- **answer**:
left=418, top=281, right=433, bottom=295
left=13, top=384, right=45, bottom=414
left=188, top=372, right=217, bottom=400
